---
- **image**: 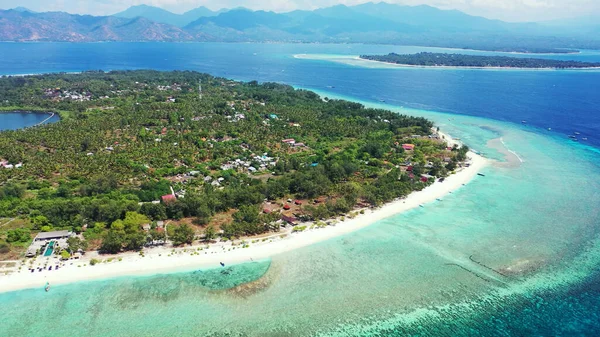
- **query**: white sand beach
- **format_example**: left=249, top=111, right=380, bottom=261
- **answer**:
left=0, top=133, right=489, bottom=293
left=294, top=54, right=600, bottom=71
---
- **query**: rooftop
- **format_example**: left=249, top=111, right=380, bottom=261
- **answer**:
left=34, top=230, right=71, bottom=240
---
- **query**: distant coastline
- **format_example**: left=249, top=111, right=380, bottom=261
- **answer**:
left=358, top=53, right=600, bottom=70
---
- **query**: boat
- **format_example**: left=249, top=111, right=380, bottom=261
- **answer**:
left=436, top=198, right=442, bottom=201
left=521, top=120, right=527, bottom=124
left=379, top=99, right=386, bottom=103
left=45, top=282, right=50, bottom=292
left=547, top=128, right=552, bottom=131
left=477, top=173, right=485, bottom=177
left=571, top=138, right=579, bottom=142
left=583, top=137, right=588, bottom=141
left=574, top=132, right=581, bottom=135
left=568, top=135, right=577, bottom=139
left=419, top=204, right=424, bottom=208
left=326, top=85, right=335, bottom=88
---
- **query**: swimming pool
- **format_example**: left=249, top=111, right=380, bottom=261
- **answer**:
left=43, top=241, right=55, bottom=257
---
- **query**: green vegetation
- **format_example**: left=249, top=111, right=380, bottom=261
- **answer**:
left=360, top=52, right=600, bottom=69
left=0, top=70, right=465, bottom=255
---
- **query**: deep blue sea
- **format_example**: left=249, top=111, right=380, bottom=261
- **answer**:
left=1, top=43, right=600, bottom=336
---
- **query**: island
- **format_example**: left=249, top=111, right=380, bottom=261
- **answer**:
left=360, top=52, right=600, bottom=69
left=0, top=71, right=483, bottom=290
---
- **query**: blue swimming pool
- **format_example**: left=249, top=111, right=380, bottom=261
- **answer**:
left=43, top=241, right=55, bottom=257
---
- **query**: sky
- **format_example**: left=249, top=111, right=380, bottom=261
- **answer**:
left=1, top=0, right=599, bottom=22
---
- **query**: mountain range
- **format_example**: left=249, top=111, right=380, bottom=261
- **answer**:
left=113, top=4, right=224, bottom=27
left=0, top=3, right=598, bottom=51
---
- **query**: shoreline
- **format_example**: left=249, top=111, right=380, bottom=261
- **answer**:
left=0, top=130, right=489, bottom=294
left=293, top=54, right=600, bottom=71
left=356, top=56, right=600, bottom=71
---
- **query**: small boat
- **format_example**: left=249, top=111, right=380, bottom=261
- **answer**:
left=436, top=198, right=442, bottom=201
left=571, top=138, right=579, bottom=142
left=419, top=204, right=424, bottom=208
left=574, top=132, right=581, bottom=135
left=582, top=137, right=588, bottom=141
left=326, top=85, right=335, bottom=89
left=547, top=128, right=552, bottom=131
left=477, top=173, right=485, bottom=177
left=568, top=135, right=577, bottom=139
left=220, top=262, right=225, bottom=267
left=379, top=99, right=386, bottom=103
left=521, top=120, right=527, bottom=124
left=45, top=282, right=50, bottom=292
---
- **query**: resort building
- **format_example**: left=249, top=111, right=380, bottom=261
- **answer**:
left=34, top=230, right=72, bottom=242
left=26, top=230, right=73, bottom=258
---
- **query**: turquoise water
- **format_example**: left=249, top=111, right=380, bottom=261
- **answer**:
left=1, top=43, right=600, bottom=336
left=42, top=242, right=54, bottom=257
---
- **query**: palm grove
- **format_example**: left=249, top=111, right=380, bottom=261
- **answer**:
left=0, top=71, right=468, bottom=257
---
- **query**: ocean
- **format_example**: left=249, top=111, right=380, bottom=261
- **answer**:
left=1, top=43, right=600, bottom=336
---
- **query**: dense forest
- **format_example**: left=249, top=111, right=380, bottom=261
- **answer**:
left=360, top=52, right=600, bottom=69
left=0, top=71, right=467, bottom=258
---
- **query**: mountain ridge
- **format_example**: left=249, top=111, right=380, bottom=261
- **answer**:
left=0, top=2, right=598, bottom=51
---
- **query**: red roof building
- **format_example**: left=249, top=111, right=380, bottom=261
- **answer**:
left=161, top=194, right=176, bottom=203
left=281, top=215, right=297, bottom=225
left=402, top=144, right=415, bottom=151
left=294, top=200, right=303, bottom=205
left=283, top=204, right=291, bottom=210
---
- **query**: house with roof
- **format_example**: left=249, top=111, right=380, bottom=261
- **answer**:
left=402, top=144, right=415, bottom=151
left=34, top=230, right=72, bottom=242
left=161, top=194, right=176, bottom=203
left=281, top=215, right=298, bottom=225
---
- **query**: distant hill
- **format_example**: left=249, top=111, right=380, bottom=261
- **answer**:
left=0, top=10, right=193, bottom=42
left=113, top=5, right=220, bottom=27
left=12, top=7, right=36, bottom=13
left=0, top=3, right=599, bottom=51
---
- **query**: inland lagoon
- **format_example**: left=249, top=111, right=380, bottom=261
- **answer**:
left=0, top=111, right=58, bottom=131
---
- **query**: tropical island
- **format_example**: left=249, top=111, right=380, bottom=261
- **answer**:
left=360, top=52, right=600, bottom=69
left=0, top=71, right=483, bottom=290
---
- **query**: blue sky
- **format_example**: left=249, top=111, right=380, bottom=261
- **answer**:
left=1, top=0, right=598, bottom=22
